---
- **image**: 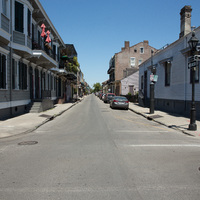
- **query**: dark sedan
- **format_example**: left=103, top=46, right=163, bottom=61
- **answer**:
left=104, top=93, right=115, bottom=103
left=110, top=96, right=129, bottom=110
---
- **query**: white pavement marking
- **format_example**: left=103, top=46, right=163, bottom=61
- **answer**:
left=115, top=130, right=169, bottom=133
left=127, top=144, right=200, bottom=147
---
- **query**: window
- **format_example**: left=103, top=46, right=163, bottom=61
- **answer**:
left=165, top=61, right=171, bottom=86
left=138, top=59, right=142, bottom=65
left=130, top=57, right=135, bottom=67
left=27, top=9, right=31, bottom=37
left=140, top=47, right=144, bottom=54
left=32, top=24, right=35, bottom=41
left=53, top=45, right=56, bottom=60
left=0, top=53, right=7, bottom=89
left=15, top=1, right=24, bottom=33
left=19, top=62, right=27, bottom=90
left=2, top=0, right=8, bottom=16
left=12, top=59, right=19, bottom=89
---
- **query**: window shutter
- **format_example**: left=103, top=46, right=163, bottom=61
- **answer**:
left=0, top=54, right=2, bottom=88
left=2, top=55, right=6, bottom=89
left=19, top=61, right=22, bottom=89
left=15, top=1, right=24, bottom=33
left=12, top=59, right=15, bottom=89
left=24, top=64, right=27, bottom=90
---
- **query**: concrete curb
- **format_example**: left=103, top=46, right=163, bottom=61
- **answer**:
left=128, top=107, right=195, bottom=137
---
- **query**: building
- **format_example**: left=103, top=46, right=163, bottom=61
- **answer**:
left=59, top=44, right=79, bottom=102
left=139, top=6, right=200, bottom=118
left=0, top=0, right=81, bottom=119
left=121, top=70, right=139, bottom=96
left=107, top=41, right=157, bottom=95
left=102, top=80, right=109, bottom=94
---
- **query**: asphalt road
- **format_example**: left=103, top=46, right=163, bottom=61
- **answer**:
left=0, top=94, right=200, bottom=200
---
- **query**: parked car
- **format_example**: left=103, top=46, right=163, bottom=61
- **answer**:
left=102, top=94, right=106, bottom=101
left=104, top=93, right=115, bottom=103
left=110, top=96, right=129, bottom=110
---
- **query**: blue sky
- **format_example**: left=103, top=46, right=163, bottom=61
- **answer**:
left=39, top=0, right=200, bottom=88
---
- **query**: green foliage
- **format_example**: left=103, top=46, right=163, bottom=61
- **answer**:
left=64, top=56, right=79, bottom=74
left=93, top=82, right=102, bottom=93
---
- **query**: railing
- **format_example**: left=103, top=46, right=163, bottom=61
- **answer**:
left=32, top=40, right=57, bottom=61
left=1, top=13, right=9, bottom=33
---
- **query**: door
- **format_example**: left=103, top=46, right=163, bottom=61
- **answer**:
left=144, top=71, right=147, bottom=106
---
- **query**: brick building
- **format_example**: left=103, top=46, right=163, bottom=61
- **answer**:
left=108, top=41, right=157, bottom=95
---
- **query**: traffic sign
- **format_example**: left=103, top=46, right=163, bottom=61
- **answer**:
left=150, top=74, right=158, bottom=82
left=188, top=61, right=198, bottom=69
left=194, top=55, right=200, bottom=61
left=188, top=55, right=200, bottom=62
left=188, top=56, right=195, bottom=63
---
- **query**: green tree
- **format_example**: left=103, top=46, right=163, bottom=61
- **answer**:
left=93, top=82, right=102, bottom=93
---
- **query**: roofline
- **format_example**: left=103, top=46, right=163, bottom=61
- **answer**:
left=34, top=0, right=65, bottom=47
left=139, top=26, right=200, bottom=67
left=115, top=41, right=157, bottom=55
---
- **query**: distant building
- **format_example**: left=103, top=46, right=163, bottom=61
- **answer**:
left=107, top=41, right=157, bottom=95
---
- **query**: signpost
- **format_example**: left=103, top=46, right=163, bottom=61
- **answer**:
left=150, top=74, right=158, bottom=82
left=188, top=55, right=200, bottom=69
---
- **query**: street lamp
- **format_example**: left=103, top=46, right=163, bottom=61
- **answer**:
left=150, top=50, right=156, bottom=114
left=188, top=31, right=199, bottom=131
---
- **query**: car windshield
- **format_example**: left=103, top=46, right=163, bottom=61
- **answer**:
left=114, top=97, right=128, bottom=101
left=108, top=94, right=115, bottom=97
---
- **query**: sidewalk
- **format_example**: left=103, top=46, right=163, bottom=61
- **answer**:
left=0, top=98, right=83, bottom=139
left=129, top=103, right=200, bottom=138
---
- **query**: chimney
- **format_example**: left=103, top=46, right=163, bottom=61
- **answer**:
left=179, top=5, right=192, bottom=38
left=125, top=41, right=129, bottom=49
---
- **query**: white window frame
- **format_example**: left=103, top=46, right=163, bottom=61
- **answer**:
left=140, top=47, right=144, bottom=54
left=130, top=57, right=135, bottom=67
left=138, top=59, right=142, bottom=65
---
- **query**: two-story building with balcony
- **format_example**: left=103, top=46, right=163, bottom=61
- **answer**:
left=0, top=0, right=70, bottom=119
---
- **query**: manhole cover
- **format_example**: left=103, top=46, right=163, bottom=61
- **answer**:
left=18, top=141, right=38, bottom=145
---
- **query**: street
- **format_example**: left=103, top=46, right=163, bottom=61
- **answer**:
left=0, top=94, right=200, bottom=200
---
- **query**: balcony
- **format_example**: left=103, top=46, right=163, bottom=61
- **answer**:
left=29, top=40, right=58, bottom=69
left=0, top=13, right=11, bottom=44
left=107, top=65, right=115, bottom=74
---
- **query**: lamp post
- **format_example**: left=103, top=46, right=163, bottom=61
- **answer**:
left=188, top=32, right=199, bottom=131
left=150, top=50, right=156, bottom=114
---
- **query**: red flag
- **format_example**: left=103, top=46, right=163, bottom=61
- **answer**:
left=46, top=30, right=51, bottom=43
left=41, top=24, right=46, bottom=37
